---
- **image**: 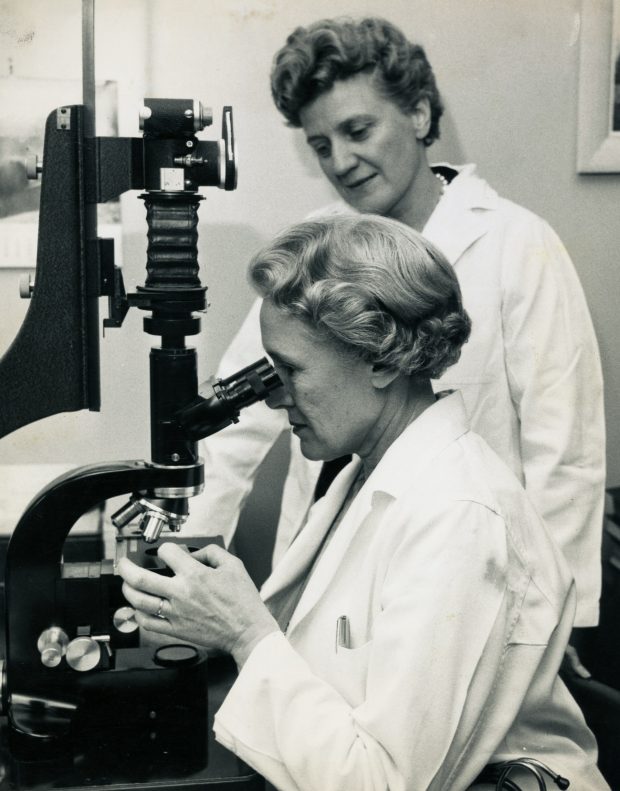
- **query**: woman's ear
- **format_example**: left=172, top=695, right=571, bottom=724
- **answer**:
left=370, top=364, right=400, bottom=390
left=411, top=97, right=432, bottom=141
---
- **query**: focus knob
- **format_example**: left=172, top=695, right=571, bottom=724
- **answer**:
left=19, top=272, right=35, bottom=299
left=66, top=636, right=101, bottom=672
left=25, top=154, right=43, bottom=180
left=37, top=627, right=69, bottom=668
left=113, top=606, right=139, bottom=634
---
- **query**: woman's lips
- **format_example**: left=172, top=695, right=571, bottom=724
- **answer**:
left=344, top=173, right=377, bottom=190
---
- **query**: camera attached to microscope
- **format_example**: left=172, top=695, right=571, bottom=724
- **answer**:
left=0, top=95, right=279, bottom=789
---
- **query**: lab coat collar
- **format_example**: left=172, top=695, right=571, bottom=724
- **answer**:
left=262, top=391, right=471, bottom=631
left=260, top=459, right=362, bottom=601
left=365, top=389, right=470, bottom=500
left=424, top=163, right=500, bottom=264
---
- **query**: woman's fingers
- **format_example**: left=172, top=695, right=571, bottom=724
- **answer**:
left=117, top=557, right=171, bottom=597
left=121, top=581, right=167, bottom=617
left=133, top=608, right=176, bottom=636
left=156, top=542, right=203, bottom=573
left=189, top=542, right=234, bottom=568
left=117, top=543, right=255, bottom=655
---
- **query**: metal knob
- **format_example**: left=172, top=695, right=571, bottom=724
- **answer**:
left=25, top=154, right=43, bottom=180
left=194, top=101, right=213, bottom=130
left=19, top=272, right=35, bottom=299
left=138, top=104, right=152, bottom=128
left=113, top=606, right=139, bottom=634
left=66, top=636, right=101, bottom=672
left=37, top=627, right=69, bottom=668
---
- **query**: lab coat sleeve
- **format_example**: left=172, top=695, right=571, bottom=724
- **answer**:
left=500, top=216, right=605, bottom=626
left=214, top=499, right=516, bottom=791
left=186, top=298, right=288, bottom=544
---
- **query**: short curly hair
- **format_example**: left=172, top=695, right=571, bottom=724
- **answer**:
left=270, top=17, right=444, bottom=146
left=249, top=215, right=470, bottom=379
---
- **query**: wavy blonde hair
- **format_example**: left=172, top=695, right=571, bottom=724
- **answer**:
left=249, top=214, right=471, bottom=379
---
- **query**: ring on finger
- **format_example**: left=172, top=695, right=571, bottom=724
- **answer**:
left=155, top=597, right=166, bottom=619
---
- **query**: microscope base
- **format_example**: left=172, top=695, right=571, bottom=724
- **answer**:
left=0, top=656, right=263, bottom=791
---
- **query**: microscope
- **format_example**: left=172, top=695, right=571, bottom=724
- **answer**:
left=0, top=96, right=278, bottom=788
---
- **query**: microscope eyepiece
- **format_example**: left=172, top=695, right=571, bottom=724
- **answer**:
left=175, top=357, right=282, bottom=441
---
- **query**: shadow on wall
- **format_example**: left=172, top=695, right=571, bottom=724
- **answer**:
left=431, top=102, right=466, bottom=167
left=200, top=220, right=269, bottom=373
left=232, top=432, right=291, bottom=589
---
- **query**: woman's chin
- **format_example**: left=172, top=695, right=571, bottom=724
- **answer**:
left=299, top=444, right=325, bottom=461
left=293, top=426, right=342, bottom=462
left=297, top=436, right=329, bottom=462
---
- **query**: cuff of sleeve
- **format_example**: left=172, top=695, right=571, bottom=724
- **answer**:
left=215, top=630, right=290, bottom=739
left=214, top=632, right=301, bottom=789
left=573, top=602, right=600, bottom=629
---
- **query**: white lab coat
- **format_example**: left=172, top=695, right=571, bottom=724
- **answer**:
left=196, top=164, right=605, bottom=627
left=214, top=392, right=608, bottom=791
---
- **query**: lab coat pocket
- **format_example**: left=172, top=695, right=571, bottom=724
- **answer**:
left=328, top=640, right=372, bottom=707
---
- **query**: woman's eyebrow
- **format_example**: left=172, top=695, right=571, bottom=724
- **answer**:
left=341, top=114, right=375, bottom=127
left=306, top=114, right=376, bottom=144
left=306, top=133, right=328, bottom=146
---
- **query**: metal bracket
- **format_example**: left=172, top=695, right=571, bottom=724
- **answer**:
left=56, top=107, right=71, bottom=130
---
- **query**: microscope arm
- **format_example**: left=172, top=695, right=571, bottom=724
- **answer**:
left=4, top=461, right=201, bottom=722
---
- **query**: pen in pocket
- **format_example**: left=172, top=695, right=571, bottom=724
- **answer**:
left=335, top=614, right=350, bottom=651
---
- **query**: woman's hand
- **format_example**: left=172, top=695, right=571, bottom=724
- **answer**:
left=117, top=543, right=279, bottom=668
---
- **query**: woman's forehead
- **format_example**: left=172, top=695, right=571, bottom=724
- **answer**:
left=299, top=73, right=390, bottom=132
left=260, top=299, right=313, bottom=348
left=259, top=299, right=336, bottom=362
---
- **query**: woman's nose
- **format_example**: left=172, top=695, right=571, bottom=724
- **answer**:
left=265, top=383, right=294, bottom=410
left=331, top=141, right=357, bottom=177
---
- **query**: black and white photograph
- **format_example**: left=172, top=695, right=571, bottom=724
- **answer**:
left=0, top=1, right=618, bottom=790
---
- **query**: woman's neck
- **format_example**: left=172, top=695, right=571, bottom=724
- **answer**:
left=389, top=161, right=444, bottom=232
left=359, top=378, right=435, bottom=478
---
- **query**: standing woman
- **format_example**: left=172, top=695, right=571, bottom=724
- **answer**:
left=120, top=215, right=609, bottom=791
left=196, top=16, right=605, bottom=635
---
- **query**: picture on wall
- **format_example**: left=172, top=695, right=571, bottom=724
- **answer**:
left=577, top=0, right=620, bottom=172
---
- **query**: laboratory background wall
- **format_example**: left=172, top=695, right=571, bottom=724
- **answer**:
left=1, top=0, right=619, bottom=558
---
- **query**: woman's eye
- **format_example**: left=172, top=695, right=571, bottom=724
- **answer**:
left=349, top=126, right=370, bottom=140
left=313, top=144, right=330, bottom=159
